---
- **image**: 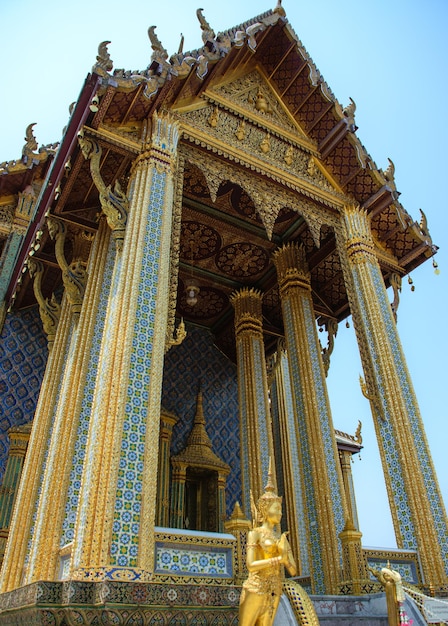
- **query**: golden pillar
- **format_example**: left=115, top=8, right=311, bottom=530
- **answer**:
left=338, top=448, right=360, bottom=531
left=230, top=288, right=274, bottom=506
left=339, top=519, right=369, bottom=595
left=273, top=242, right=346, bottom=594
left=337, top=205, right=448, bottom=586
left=225, top=502, right=251, bottom=584
left=71, top=112, right=180, bottom=580
left=217, top=472, right=227, bottom=533
left=23, top=219, right=111, bottom=583
left=156, top=408, right=178, bottom=527
left=0, top=424, right=31, bottom=568
left=170, top=465, right=186, bottom=529
left=0, top=295, right=73, bottom=592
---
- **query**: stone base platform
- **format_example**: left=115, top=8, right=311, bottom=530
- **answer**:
left=0, top=580, right=240, bottom=625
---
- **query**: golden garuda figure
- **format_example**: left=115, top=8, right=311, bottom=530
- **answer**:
left=239, top=462, right=297, bottom=626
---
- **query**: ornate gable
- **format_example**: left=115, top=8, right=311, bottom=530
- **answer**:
left=176, top=69, right=344, bottom=205
left=208, top=69, right=309, bottom=141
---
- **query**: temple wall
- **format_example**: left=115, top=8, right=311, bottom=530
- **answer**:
left=0, top=306, right=47, bottom=481
left=0, top=313, right=241, bottom=521
left=162, top=325, right=241, bottom=517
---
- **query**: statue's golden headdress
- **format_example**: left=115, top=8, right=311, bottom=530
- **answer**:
left=251, top=458, right=282, bottom=526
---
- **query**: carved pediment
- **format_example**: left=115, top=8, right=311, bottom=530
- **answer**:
left=178, top=103, right=341, bottom=201
left=208, top=70, right=309, bottom=141
left=176, top=69, right=344, bottom=201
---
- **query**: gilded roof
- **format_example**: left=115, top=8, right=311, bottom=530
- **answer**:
left=0, top=5, right=436, bottom=362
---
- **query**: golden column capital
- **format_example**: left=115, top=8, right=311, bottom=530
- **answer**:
left=132, top=111, right=180, bottom=176
left=272, top=242, right=310, bottom=295
left=342, top=204, right=376, bottom=264
left=230, top=287, right=263, bottom=336
left=159, top=408, right=178, bottom=440
left=7, top=424, right=32, bottom=458
left=13, top=188, right=37, bottom=233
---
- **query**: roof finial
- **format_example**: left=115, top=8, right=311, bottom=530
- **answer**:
left=178, top=33, right=184, bottom=55
left=383, top=158, right=396, bottom=191
left=196, top=8, right=215, bottom=43
left=273, top=0, right=286, bottom=17
left=148, top=26, right=168, bottom=62
left=22, top=123, right=38, bottom=157
left=95, top=41, right=113, bottom=73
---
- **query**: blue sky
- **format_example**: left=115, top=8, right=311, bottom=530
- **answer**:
left=1, top=0, right=447, bottom=548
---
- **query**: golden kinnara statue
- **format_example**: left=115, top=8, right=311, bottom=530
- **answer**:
left=239, top=464, right=297, bottom=626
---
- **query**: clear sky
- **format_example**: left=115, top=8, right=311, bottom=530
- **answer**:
left=0, top=0, right=447, bottom=549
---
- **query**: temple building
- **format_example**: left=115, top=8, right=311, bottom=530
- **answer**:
left=0, top=2, right=446, bottom=623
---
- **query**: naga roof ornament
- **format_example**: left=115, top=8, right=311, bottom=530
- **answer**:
left=91, top=4, right=286, bottom=98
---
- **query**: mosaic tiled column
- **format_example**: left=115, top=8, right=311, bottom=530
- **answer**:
left=157, top=408, right=178, bottom=527
left=23, top=219, right=112, bottom=583
left=230, top=288, right=274, bottom=507
left=71, top=113, right=180, bottom=580
left=336, top=205, right=448, bottom=585
left=269, top=350, right=309, bottom=579
left=273, top=243, right=346, bottom=594
left=0, top=295, right=73, bottom=592
left=0, top=424, right=31, bottom=568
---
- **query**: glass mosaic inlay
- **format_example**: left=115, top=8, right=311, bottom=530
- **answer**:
left=303, top=298, right=345, bottom=537
left=282, top=353, right=309, bottom=574
left=253, top=337, right=269, bottom=482
left=155, top=543, right=232, bottom=577
left=352, top=266, right=416, bottom=548
left=371, top=267, right=448, bottom=567
left=283, top=298, right=324, bottom=592
left=60, top=241, right=116, bottom=546
left=111, top=169, right=167, bottom=567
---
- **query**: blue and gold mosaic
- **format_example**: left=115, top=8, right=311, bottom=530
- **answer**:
left=155, top=542, right=232, bottom=577
left=111, top=169, right=168, bottom=567
left=371, top=267, right=448, bottom=570
left=163, top=325, right=241, bottom=516
left=60, top=241, right=116, bottom=547
left=0, top=307, right=47, bottom=481
left=271, top=353, right=310, bottom=576
left=352, top=265, right=416, bottom=547
left=253, top=338, right=270, bottom=482
left=282, top=298, right=325, bottom=593
left=236, top=344, right=251, bottom=512
left=303, top=297, right=345, bottom=538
